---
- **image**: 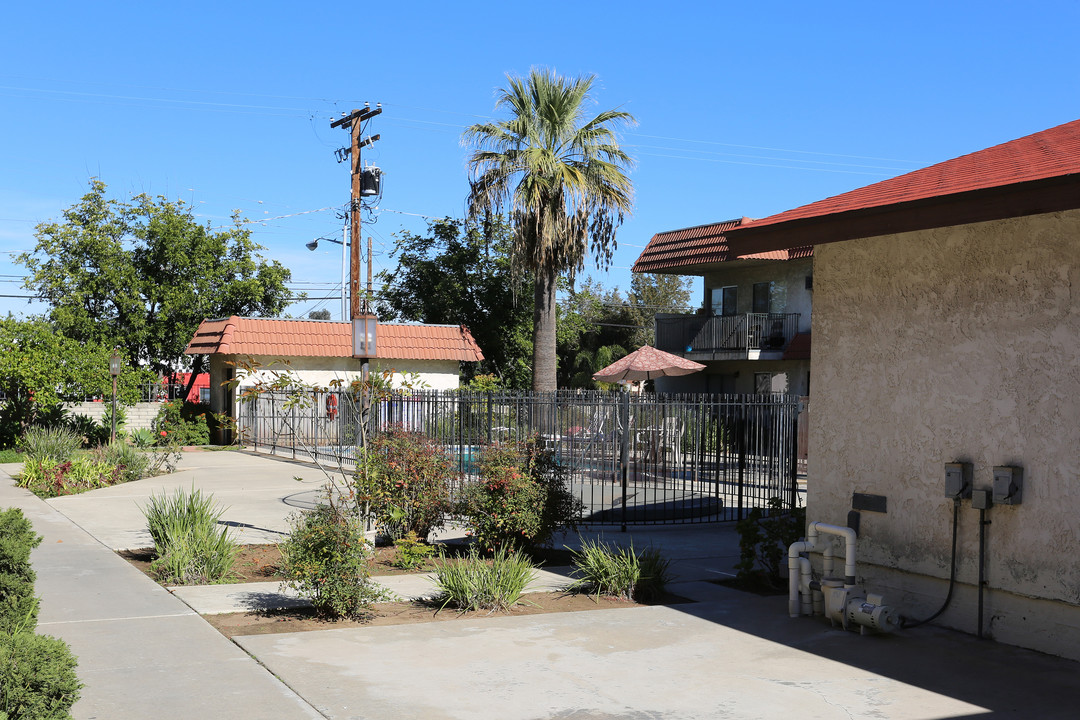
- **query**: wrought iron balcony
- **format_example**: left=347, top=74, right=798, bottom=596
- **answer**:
left=654, top=313, right=801, bottom=360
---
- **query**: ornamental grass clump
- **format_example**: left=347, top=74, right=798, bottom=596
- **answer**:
left=430, top=545, right=536, bottom=613
left=99, top=440, right=149, bottom=484
left=568, top=539, right=672, bottom=603
left=18, top=426, right=81, bottom=464
left=142, top=486, right=238, bottom=585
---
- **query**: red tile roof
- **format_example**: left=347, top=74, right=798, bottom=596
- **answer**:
left=185, top=316, right=484, bottom=362
left=782, top=333, right=811, bottom=361
left=728, top=118, right=1080, bottom=252
left=632, top=217, right=812, bottom=274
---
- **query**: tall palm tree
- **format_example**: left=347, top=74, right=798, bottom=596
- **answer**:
left=464, top=68, right=635, bottom=392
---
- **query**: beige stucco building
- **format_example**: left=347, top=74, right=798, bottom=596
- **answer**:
left=724, top=118, right=1080, bottom=660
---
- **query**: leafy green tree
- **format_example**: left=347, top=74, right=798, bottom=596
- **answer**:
left=0, top=318, right=154, bottom=446
left=375, top=217, right=534, bottom=388
left=17, top=180, right=294, bottom=396
left=618, top=273, right=694, bottom=348
left=555, top=279, right=634, bottom=388
left=464, top=68, right=635, bottom=391
left=307, top=309, right=332, bottom=320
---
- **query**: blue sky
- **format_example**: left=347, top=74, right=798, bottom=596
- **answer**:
left=2, top=1, right=1078, bottom=321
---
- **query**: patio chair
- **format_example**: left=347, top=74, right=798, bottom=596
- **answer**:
left=659, top=416, right=685, bottom=465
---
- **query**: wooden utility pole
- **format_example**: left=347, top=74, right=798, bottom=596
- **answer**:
left=330, top=105, right=381, bottom=319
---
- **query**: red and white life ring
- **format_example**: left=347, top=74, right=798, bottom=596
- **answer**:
left=325, top=394, right=339, bottom=419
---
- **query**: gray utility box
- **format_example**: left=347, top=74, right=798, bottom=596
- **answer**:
left=992, top=466, right=1023, bottom=505
left=945, top=462, right=972, bottom=499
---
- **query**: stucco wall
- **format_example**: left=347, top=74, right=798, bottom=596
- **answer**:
left=225, top=356, right=461, bottom=393
left=809, top=208, right=1080, bottom=659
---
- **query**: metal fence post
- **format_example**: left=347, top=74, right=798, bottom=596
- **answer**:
left=737, top=397, right=746, bottom=520
left=619, top=389, right=630, bottom=532
left=789, top=400, right=799, bottom=509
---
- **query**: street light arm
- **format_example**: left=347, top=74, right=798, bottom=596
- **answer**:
left=307, top=237, right=347, bottom=251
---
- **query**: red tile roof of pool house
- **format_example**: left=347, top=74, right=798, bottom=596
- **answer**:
left=185, top=316, right=484, bottom=362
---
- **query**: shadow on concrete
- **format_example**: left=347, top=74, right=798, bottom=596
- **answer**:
left=668, top=584, right=1080, bottom=718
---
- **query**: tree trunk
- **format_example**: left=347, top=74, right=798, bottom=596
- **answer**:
left=532, top=265, right=558, bottom=392
left=182, top=355, right=205, bottom=403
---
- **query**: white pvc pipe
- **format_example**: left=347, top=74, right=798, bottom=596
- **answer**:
left=809, top=521, right=857, bottom=587
left=787, top=540, right=815, bottom=617
left=798, top=557, right=813, bottom=616
left=823, top=545, right=834, bottom=579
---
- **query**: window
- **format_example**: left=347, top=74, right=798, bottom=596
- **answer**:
left=754, top=372, right=788, bottom=394
left=711, top=286, right=738, bottom=316
left=754, top=372, right=774, bottom=394
left=199, top=387, right=210, bottom=404
left=753, top=282, right=770, bottom=313
left=753, top=281, right=787, bottom=313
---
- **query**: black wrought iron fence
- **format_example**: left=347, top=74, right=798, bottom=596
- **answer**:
left=238, top=388, right=802, bottom=526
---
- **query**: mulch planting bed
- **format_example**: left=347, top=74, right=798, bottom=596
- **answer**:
left=119, top=543, right=690, bottom=637
left=119, top=543, right=580, bottom=583
left=203, top=591, right=685, bottom=638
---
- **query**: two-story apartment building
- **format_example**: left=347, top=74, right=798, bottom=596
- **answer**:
left=632, top=217, right=813, bottom=395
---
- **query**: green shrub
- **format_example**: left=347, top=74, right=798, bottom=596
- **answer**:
left=141, top=487, right=238, bottom=585
left=568, top=539, right=672, bottom=602
left=18, top=456, right=121, bottom=499
left=0, top=631, right=82, bottom=720
left=98, top=441, right=149, bottom=484
left=17, top=427, right=81, bottom=464
left=460, top=438, right=583, bottom=553
left=151, top=400, right=210, bottom=446
left=101, top=403, right=127, bottom=438
left=0, top=508, right=42, bottom=635
left=279, top=495, right=389, bottom=619
left=430, top=545, right=535, bottom=612
left=128, top=428, right=157, bottom=449
left=64, top=415, right=108, bottom=449
left=354, top=429, right=452, bottom=542
left=734, top=497, right=806, bottom=590
left=392, top=531, right=436, bottom=570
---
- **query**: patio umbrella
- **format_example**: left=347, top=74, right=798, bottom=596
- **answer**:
left=592, top=345, right=706, bottom=383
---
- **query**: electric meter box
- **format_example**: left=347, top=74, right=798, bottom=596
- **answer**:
left=944, top=462, right=972, bottom=499
left=992, top=466, right=1023, bottom=505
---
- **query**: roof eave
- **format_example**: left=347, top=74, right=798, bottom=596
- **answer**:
left=727, top=174, right=1080, bottom=255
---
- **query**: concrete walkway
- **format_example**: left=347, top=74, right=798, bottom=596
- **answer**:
left=4, top=450, right=1080, bottom=719
left=0, top=458, right=323, bottom=720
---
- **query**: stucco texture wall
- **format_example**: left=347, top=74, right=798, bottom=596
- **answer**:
left=228, top=356, right=461, bottom=393
left=809, top=209, right=1080, bottom=655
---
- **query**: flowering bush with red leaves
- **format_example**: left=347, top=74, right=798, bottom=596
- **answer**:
left=461, top=437, right=583, bottom=553
left=354, top=428, right=453, bottom=542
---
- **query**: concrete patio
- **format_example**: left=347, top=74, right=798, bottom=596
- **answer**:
left=3, top=449, right=1080, bottom=719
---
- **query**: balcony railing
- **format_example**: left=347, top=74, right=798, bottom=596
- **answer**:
left=655, top=313, right=801, bottom=359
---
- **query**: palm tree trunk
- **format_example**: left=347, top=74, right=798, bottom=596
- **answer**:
left=532, top=264, right=558, bottom=392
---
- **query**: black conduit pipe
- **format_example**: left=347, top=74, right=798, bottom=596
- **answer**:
left=900, top=498, right=960, bottom=629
